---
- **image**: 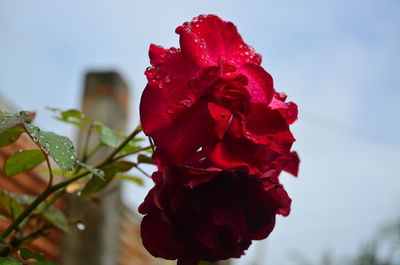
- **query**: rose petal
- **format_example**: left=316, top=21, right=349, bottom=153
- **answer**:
left=176, top=14, right=261, bottom=68
left=284, top=151, right=300, bottom=177
left=208, top=102, right=233, bottom=139
left=141, top=211, right=183, bottom=259
left=239, top=63, right=274, bottom=104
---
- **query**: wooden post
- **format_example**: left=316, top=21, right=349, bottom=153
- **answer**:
left=60, top=72, right=129, bottom=265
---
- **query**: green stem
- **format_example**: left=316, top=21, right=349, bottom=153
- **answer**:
left=112, top=145, right=151, bottom=161
left=81, top=124, right=94, bottom=163
left=135, top=165, right=151, bottom=178
left=104, top=126, right=142, bottom=162
left=0, top=125, right=143, bottom=243
left=36, top=189, right=66, bottom=216
left=0, top=225, right=53, bottom=257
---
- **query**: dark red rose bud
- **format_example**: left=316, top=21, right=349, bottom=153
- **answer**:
left=139, top=167, right=291, bottom=264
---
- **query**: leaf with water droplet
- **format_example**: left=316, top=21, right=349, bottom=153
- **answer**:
left=3, top=150, right=45, bottom=176
left=0, top=111, right=31, bottom=133
left=80, top=161, right=135, bottom=197
left=76, top=161, right=105, bottom=179
left=0, top=126, right=24, bottom=147
left=24, top=123, right=77, bottom=172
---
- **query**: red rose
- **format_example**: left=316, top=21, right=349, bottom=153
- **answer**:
left=139, top=166, right=291, bottom=265
left=140, top=14, right=299, bottom=175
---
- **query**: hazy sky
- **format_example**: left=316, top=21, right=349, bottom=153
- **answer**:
left=1, top=0, right=400, bottom=264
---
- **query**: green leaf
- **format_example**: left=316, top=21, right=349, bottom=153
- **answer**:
left=0, top=191, right=25, bottom=220
left=119, top=138, right=145, bottom=154
left=0, top=257, right=22, bottom=265
left=41, top=169, right=72, bottom=177
left=41, top=205, right=69, bottom=233
left=4, top=150, right=45, bottom=177
left=0, top=214, right=8, bottom=220
left=54, top=117, right=87, bottom=130
left=0, top=111, right=32, bottom=133
left=94, top=123, right=120, bottom=148
left=7, top=193, right=35, bottom=205
left=137, top=154, right=154, bottom=165
left=20, top=248, right=44, bottom=261
left=116, top=175, right=144, bottom=186
left=47, top=107, right=91, bottom=129
left=80, top=161, right=135, bottom=197
left=24, top=123, right=77, bottom=172
left=30, top=261, right=57, bottom=265
left=0, top=243, right=10, bottom=248
left=60, top=109, right=90, bottom=123
left=0, top=126, right=24, bottom=147
left=76, top=161, right=105, bottom=180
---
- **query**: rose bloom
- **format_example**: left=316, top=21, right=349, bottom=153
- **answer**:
left=140, top=14, right=299, bottom=176
left=139, top=166, right=291, bottom=265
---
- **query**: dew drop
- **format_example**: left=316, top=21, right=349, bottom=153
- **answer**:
left=76, top=221, right=86, bottom=231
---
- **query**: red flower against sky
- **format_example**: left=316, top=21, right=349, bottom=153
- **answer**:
left=140, top=14, right=299, bottom=175
left=139, top=14, right=300, bottom=264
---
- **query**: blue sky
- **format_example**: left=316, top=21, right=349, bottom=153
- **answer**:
left=1, top=0, right=400, bottom=264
